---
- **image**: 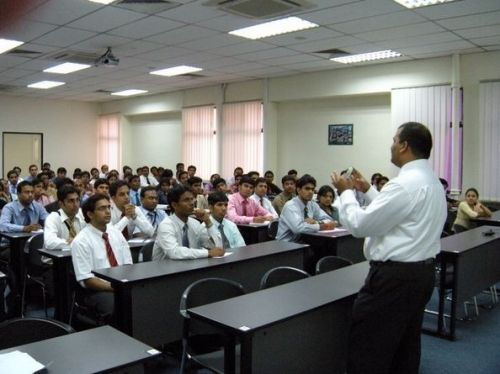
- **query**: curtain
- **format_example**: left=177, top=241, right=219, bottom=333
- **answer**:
left=97, top=114, right=120, bottom=171
left=221, top=101, right=263, bottom=179
left=182, top=105, right=217, bottom=180
left=391, top=85, right=453, bottom=182
left=479, top=81, right=500, bottom=201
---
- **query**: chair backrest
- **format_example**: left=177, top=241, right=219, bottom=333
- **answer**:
left=267, top=220, right=279, bottom=240
left=315, top=256, right=353, bottom=275
left=260, top=266, right=310, bottom=289
left=0, top=317, right=75, bottom=349
left=139, top=241, right=154, bottom=262
left=180, top=278, right=245, bottom=319
left=24, top=233, right=45, bottom=267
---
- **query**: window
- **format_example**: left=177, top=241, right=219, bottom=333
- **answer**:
left=97, top=114, right=120, bottom=171
left=221, top=101, right=263, bottom=178
left=182, top=105, right=217, bottom=179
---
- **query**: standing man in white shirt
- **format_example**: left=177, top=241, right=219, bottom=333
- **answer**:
left=44, top=186, right=86, bottom=250
left=71, top=194, right=132, bottom=322
left=109, top=180, right=155, bottom=239
left=331, top=122, right=447, bottom=374
left=250, top=178, right=279, bottom=220
left=153, top=185, right=224, bottom=260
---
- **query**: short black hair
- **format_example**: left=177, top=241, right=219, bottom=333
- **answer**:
left=371, top=173, right=382, bottom=184
left=55, top=177, right=74, bottom=190
left=82, top=194, right=110, bottom=223
left=159, top=177, right=171, bottom=186
left=187, top=165, right=196, bottom=171
left=187, top=176, right=202, bottom=186
left=212, top=177, right=226, bottom=188
left=57, top=185, right=79, bottom=202
left=255, top=177, right=267, bottom=186
left=31, top=178, right=43, bottom=187
left=208, top=191, right=228, bottom=205
left=247, top=171, right=259, bottom=178
left=167, top=184, right=192, bottom=205
left=161, top=169, right=173, bottom=179
left=287, top=169, right=298, bottom=175
left=7, top=170, right=18, bottom=178
left=94, top=178, right=110, bottom=190
left=17, top=180, right=32, bottom=193
left=264, top=170, right=274, bottom=177
left=178, top=171, right=188, bottom=178
left=109, top=180, right=128, bottom=197
left=296, top=174, right=316, bottom=189
left=317, top=185, right=334, bottom=198
left=81, top=170, right=90, bottom=178
left=439, top=178, right=448, bottom=188
left=465, top=187, right=479, bottom=197
left=398, top=122, right=432, bottom=159
left=281, top=175, right=296, bottom=185
left=140, top=185, right=157, bottom=198
left=176, top=163, right=184, bottom=169
left=128, top=174, right=140, bottom=184
left=57, top=167, right=67, bottom=174
left=239, top=175, right=255, bottom=186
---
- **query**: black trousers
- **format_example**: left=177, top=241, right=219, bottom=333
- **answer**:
left=347, top=259, right=435, bottom=374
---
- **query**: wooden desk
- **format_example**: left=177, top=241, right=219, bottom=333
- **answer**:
left=93, top=240, right=310, bottom=346
left=471, top=210, right=500, bottom=227
left=237, top=223, right=271, bottom=244
left=188, top=261, right=369, bottom=374
left=0, top=325, right=160, bottom=373
left=37, top=249, right=72, bottom=323
left=300, top=229, right=365, bottom=273
left=431, top=226, right=500, bottom=340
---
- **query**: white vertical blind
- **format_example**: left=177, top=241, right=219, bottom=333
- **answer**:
left=182, top=105, right=217, bottom=180
left=479, top=81, right=500, bottom=201
left=97, top=114, right=120, bottom=171
left=221, top=101, right=263, bottom=179
left=391, top=86, right=453, bottom=182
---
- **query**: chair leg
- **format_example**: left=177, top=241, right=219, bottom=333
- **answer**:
left=21, top=274, right=28, bottom=318
left=42, top=286, right=48, bottom=317
left=180, top=338, right=188, bottom=374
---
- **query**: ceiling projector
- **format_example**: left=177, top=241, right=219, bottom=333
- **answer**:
left=95, top=47, right=119, bottom=67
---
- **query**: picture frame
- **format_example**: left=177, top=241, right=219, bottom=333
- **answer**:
left=328, top=124, right=353, bottom=145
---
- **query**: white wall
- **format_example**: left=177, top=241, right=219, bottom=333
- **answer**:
left=276, top=94, right=392, bottom=187
left=0, top=95, right=99, bottom=177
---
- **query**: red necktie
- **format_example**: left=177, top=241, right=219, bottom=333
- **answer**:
left=102, top=232, right=118, bottom=267
left=121, top=212, right=129, bottom=240
left=242, top=200, right=248, bottom=216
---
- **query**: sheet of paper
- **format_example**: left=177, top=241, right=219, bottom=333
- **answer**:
left=212, top=252, right=233, bottom=258
left=0, top=351, right=45, bottom=374
left=320, top=228, right=349, bottom=233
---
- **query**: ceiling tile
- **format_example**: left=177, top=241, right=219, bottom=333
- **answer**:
left=67, top=6, right=147, bottom=33
left=289, top=35, right=365, bottom=53
left=181, top=33, right=242, bottom=51
left=375, top=32, right=462, bottom=50
left=111, top=39, right=163, bottom=58
left=31, top=27, right=97, bottom=48
left=454, top=24, right=500, bottom=39
left=470, top=35, right=500, bottom=47
left=436, top=10, right=500, bottom=30
left=69, top=33, right=133, bottom=53
left=197, top=14, right=261, bottom=33
left=263, top=27, right=342, bottom=47
left=108, top=15, right=184, bottom=39
left=134, top=45, right=193, bottom=61
left=24, top=0, right=100, bottom=25
left=208, top=41, right=275, bottom=57
left=398, top=40, right=476, bottom=55
left=356, top=22, right=445, bottom=42
left=236, top=47, right=298, bottom=62
left=414, top=0, right=500, bottom=20
left=145, top=25, right=219, bottom=45
left=0, top=20, right=58, bottom=42
left=0, top=55, right=31, bottom=69
left=261, top=54, right=323, bottom=66
left=157, top=2, right=226, bottom=23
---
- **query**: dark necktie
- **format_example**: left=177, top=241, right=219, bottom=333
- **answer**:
left=242, top=200, right=248, bottom=216
left=304, top=206, right=309, bottom=219
left=260, top=197, right=264, bottom=207
left=148, top=212, right=156, bottom=227
left=182, top=224, right=190, bottom=247
left=102, top=232, right=118, bottom=267
left=135, top=191, right=140, bottom=206
left=218, top=223, right=230, bottom=249
left=23, top=208, right=31, bottom=226
left=65, top=218, right=77, bottom=239
left=146, top=177, right=150, bottom=185
left=121, top=212, right=129, bottom=240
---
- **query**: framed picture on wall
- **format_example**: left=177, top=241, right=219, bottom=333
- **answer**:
left=328, top=124, right=353, bottom=145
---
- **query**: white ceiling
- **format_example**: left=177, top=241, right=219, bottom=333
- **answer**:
left=0, top=0, right=499, bottom=102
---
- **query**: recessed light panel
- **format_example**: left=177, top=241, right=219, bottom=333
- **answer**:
left=88, top=0, right=116, bottom=4
left=44, top=62, right=91, bottom=74
left=229, top=16, right=318, bottom=40
left=150, top=65, right=202, bottom=77
left=111, top=89, right=148, bottom=96
left=0, top=38, right=24, bottom=54
left=331, top=50, right=402, bottom=64
left=27, top=81, right=66, bottom=89
left=393, top=0, right=456, bottom=9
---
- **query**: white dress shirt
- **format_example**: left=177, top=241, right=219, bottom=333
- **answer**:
left=338, top=159, right=447, bottom=262
left=71, top=224, right=132, bottom=283
left=140, top=175, right=158, bottom=187
left=206, top=216, right=246, bottom=249
left=110, top=202, right=155, bottom=238
left=44, top=208, right=86, bottom=250
left=250, top=194, right=279, bottom=219
left=152, top=214, right=219, bottom=260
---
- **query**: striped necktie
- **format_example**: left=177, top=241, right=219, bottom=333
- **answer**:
left=102, top=232, right=118, bottom=267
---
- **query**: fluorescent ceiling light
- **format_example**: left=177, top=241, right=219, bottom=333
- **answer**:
left=393, top=0, right=456, bottom=9
left=44, top=62, right=91, bottom=74
left=88, top=0, right=116, bottom=4
left=150, top=65, right=202, bottom=77
left=331, top=50, right=402, bottom=64
left=229, top=16, right=318, bottom=40
left=0, top=38, right=24, bottom=54
left=111, top=89, right=148, bottom=97
left=27, top=81, right=65, bottom=89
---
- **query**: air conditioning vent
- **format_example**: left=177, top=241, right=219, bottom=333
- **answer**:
left=7, top=49, right=42, bottom=56
left=44, top=50, right=101, bottom=64
left=114, top=0, right=181, bottom=14
left=314, top=48, right=350, bottom=58
left=203, top=0, right=315, bottom=19
left=0, top=84, right=17, bottom=92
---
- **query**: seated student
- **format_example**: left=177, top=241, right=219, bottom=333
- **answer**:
left=452, top=187, right=492, bottom=233
left=99, top=164, right=109, bottom=179
left=287, top=169, right=298, bottom=180
left=128, top=175, right=141, bottom=206
left=177, top=171, right=189, bottom=186
left=89, top=168, right=100, bottom=186
left=207, top=192, right=245, bottom=249
left=109, top=180, right=154, bottom=239
left=371, top=172, right=382, bottom=186
left=316, top=185, right=340, bottom=223
left=52, top=167, right=67, bottom=187
left=375, top=176, right=389, bottom=191
left=157, top=177, right=171, bottom=205
left=44, top=186, right=86, bottom=250
left=247, top=171, right=260, bottom=182
left=276, top=175, right=335, bottom=242
left=140, top=166, right=158, bottom=187
left=25, top=164, right=39, bottom=183
left=0, top=181, right=10, bottom=211
left=227, top=166, right=243, bottom=187
left=229, top=174, right=242, bottom=194
left=6, top=170, right=19, bottom=201
left=45, top=178, right=74, bottom=213
left=73, top=177, right=91, bottom=204
left=122, top=165, right=133, bottom=180
left=272, top=175, right=296, bottom=215
left=187, top=176, right=208, bottom=210
left=32, top=178, right=54, bottom=207
left=0, top=178, right=13, bottom=204
left=212, top=177, right=229, bottom=194
left=227, top=176, right=273, bottom=224
left=250, top=178, right=279, bottom=220
left=0, top=181, right=48, bottom=233
left=264, top=170, right=282, bottom=197
left=139, top=186, right=167, bottom=232
left=187, top=165, right=197, bottom=178
left=71, top=194, right=132, bottom=322
left=152, top=185, right=224, bottom=260
left=94, top=178, right=110, bottom=197
left=204, top=173, right=221, bottom=194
